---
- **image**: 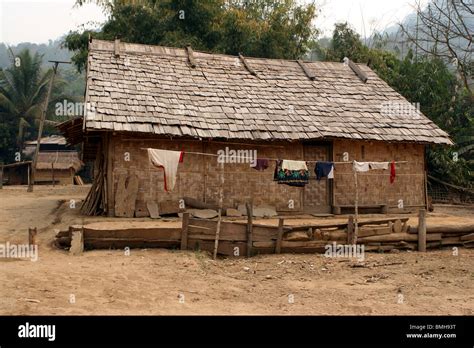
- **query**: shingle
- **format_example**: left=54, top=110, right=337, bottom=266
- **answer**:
left=84, top=39, right=452, bottom=145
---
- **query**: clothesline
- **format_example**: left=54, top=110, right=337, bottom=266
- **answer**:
left=140, top=148, right=408, bottom=164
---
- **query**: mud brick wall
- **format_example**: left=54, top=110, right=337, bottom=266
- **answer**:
left=111, top=134, right=307, bottom=212
left=332, top=140, right=425, bottom=207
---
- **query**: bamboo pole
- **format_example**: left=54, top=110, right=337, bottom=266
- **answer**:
left=213, top=162, right=224, bottom=260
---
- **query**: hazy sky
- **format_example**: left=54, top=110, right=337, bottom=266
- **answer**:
left=0, top=0, right=426, bottom=45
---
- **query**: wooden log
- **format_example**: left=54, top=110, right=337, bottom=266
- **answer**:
left=246, top=202, right=253, bottom=257
left=275, top=218, right=284, bottom=254
left=357, top=226, right=391, bottom=238
left=441, top=236, right=463, bottom=246
left=393, top=219, right=402, bottom=234
left=409, top=224, right=474, bottom=234
left=418, top=209, right=427, bottom=252
left=460, top=233, right=474, bottom=241
left=358, top=232, right=441, bottom=243
left=28, top=227, right=37, bottom=246
left=322, top=230, right=347, bottom=241
left=181, top=213, right=190, bottom=250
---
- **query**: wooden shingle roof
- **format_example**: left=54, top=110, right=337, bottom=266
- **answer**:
left=83, top=39, right=452, bottom=144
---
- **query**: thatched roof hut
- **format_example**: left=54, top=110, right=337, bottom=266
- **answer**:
left=59, top=39, right=452, bottom=216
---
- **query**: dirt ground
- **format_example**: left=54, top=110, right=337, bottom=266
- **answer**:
left=0, top=185, right=473, bottom=315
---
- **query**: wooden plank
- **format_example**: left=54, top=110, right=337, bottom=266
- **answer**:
left=275, top=218, right=284, bottom=254
left=418, top=209, right=427, bottom=252
left=134, top=201, right=150, bottom=218
left=159, top=200, right=181, bottom=215
left=147, top=201, right=160, bottom=218
left=181, top=213, right=190, bottom=250
left=0, top=164, right=3, bottom=189
left=82, top=226, right=182, bottom=240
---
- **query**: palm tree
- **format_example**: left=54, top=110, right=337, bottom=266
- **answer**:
left=0, top=49, right=56, bottom=151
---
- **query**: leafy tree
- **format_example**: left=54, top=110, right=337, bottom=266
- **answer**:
left=64, top=0, right=318, bottom=72
left=0, top=49, right=68, bottom=163
left=321, top=23, right=473, bottom=187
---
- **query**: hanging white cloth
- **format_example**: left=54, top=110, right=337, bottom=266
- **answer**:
left=281, top=160, right=308, bottom=171
left=353, top=161, right=370, bottom=172
left=147, top=148, right=184, bottom=192
left=369, top=162, right=389, bottom=170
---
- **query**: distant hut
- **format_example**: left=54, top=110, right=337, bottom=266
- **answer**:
left=1, top=135, right=83, bottom=186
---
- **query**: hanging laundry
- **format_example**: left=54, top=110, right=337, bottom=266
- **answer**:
left=390, top=161, right=396, bottom=183
left=251, top=158, right=269, bottom=171
left=315, top=161, right=335, bottom=180
left=353, top=161, right=370, bottom=172
left=368, top=162, right=389, bottom=170
left=281, top=160, right=308, bottom=171
left=274, top=160, right=309, bottom=186
left=147, top=148, right=184, bottom=192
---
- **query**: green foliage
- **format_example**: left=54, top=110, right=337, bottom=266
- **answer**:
left=64, top=0, right=319, bottom=71
left=322, top=22, right=473, bottom=188
left=0, top=49, right=72, bottom=163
